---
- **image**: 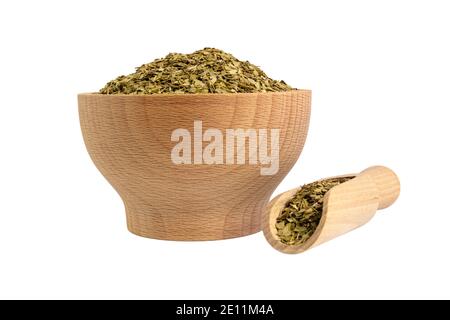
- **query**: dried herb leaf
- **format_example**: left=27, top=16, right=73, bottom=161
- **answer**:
left=276, top=176, right=354, bottom=246
left=99, top=48, right=293, bottom=94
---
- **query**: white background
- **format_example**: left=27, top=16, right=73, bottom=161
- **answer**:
left=0, top=0, right=449, bottom=299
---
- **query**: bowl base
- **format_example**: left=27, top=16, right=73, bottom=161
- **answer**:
left=127, top=223, right=261, bottom=241
left=124, top=201, right=263, bottom=241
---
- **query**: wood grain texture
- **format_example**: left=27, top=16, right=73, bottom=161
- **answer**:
left=263, top=166, right=400, bottom=253
left=78, top=90, right=311, bottom=240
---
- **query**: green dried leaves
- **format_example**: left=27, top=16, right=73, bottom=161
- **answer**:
left=99, top=48, right=293, bottom=94
left=276, top=177, right=354, bottom=246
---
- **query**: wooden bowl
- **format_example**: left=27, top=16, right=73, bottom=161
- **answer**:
left=78, top=90, right=311, bottom=240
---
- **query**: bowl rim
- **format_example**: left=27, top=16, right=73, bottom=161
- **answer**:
left=78, top=89, right=311, bottom=98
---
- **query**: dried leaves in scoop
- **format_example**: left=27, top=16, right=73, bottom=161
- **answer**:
left=99, top=48, right=293, bottom=94
left=276, top=177, right=354, bottom=246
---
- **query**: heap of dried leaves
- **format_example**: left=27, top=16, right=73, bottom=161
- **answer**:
left=99, top=48, right=293, bottom=94
left=276, top=177, right=353, bottom=246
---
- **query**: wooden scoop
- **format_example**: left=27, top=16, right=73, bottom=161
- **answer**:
left=263, top=166, right=400, bottom=254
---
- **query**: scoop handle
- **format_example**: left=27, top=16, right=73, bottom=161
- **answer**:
left=360, top=166, right=400, bottom=209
